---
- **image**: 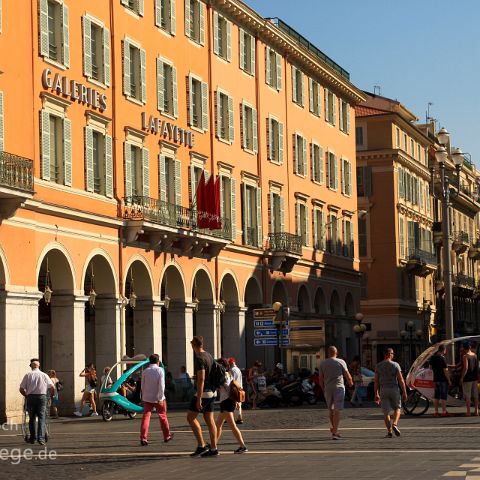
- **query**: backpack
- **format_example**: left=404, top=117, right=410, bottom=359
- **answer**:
left=209, top=360, right=227, bottom=391
left=229, top=379, right=246, bottom=403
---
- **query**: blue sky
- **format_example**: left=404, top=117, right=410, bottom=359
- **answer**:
left=245, top=0, right=480, bottom=165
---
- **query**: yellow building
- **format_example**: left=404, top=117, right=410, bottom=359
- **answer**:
left=0, top=0, right=364, bottom=421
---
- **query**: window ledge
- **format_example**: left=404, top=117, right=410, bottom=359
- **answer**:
left=240, top=68, right=255, bottom=78
left=242, top=147, right=256, bottom=155
left=293, top=101, right=304, bottom=109
left=217, top=136, right=233, bottom=146
left=43, top=57, right=68, bottom=71
left=309, top=110, right=321, bottom=118
left=158, top=110, right=177, bottom=121
left=190, top=124, right=206, bottom=135
left=186, top=37, right=205, bottom=48
left=125, top=95, right=145, bottom=107
left=85, top=76, right=108, bottom=90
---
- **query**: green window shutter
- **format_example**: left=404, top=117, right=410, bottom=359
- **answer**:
left=305, top=207, right=310, bottom=246
left=159, top=154, right=166, bottom=201
left=213, top=11, right=219, bottom=55
left=267, top=117, right=272, bottom=160
left=317, top=84, right=321, bottom=117
left=276, top=53, right=282, bottom=90
left=123, top=40, right=131, bottom=96
left=105, top=134, right=113, bottom=198
left=201, top=81, right=208, bottom=131
left=241, top=182, right=247, bottom=243
left=187, top=75, right=193, bottom=125
left=265, top=47, right=271, bottom=85
left=239, top=29, right=245, bottom=70
left=341, top=159, right=345, bottom=194
left=296, top=203, right=300, bottom=236
left=293, top=134, right=297, bottom=173
left=62, top=4, right=70, bottom=67
left=85, top=127, right=94, bottom=192
left=40, top=110, right=50, bottom=180
left=324, top=89, right=330, bottom=121
left=346, top=103, right=350, bottom=133
left=268, top=192, right=273, bottom=232
left=230, top=178, right=236, bottom=241
left=199, top=1, right=205, bottom=45
left=240, top=103, right=245, bottom=149
left=83, top=16, right=92, bottom=78
left=215, top=90, right=220, bottom=138
left=104, top=28, right=111, bottom=86
left=292, top=66, right=297, bottom=103
left=219, top=175, right=225, bottom=217
left=302, top=137, right=307, bottom=176
left=174, top=159, right=181, bottom=206
left=339, top=102, right=344, bottom=131
left=334, top=154, right=338, bottom=190
left=309, top=78, right=313, bottom=113
left=347, top=161, right=351, bottom=195
left=0, top=92, right=3, bottom=152
left=319, top=146, right=324, bottom=182
left=310, top=143, right=315, bottom=180
left=124, top=143, right=132, bottom=198
left=121, top=0, right=129, bottom=5
left=184, top=0, right=191, bottom=37
left=332, top=94, right=337, bottom=126
left=138, top=0, right=144, bottom=16
left=252, top=107, right=258, bottom=153
left=140, top=48, right=147, bottom=103
left=63, top=118, right=72, bottom=186
left=280, top=196, right=285, bottom=233
left=172, top=66, right=178, bottom=117
left=39, top=0, right=49, bottom=57
left=157, top=58, right=164, bottom=112
left=228, top=95, right=234, bottom=143
left=226, top=20, right=232, bottom=62
left=256, top=187, right=262, bottom=247
left=278, top=121, right=284, bottom=164
left=250, top=34, right=256, bottom=74
left=170, top=0, right=176, bottom=35
left=300, top=72, right=304, bottom=106
left=142, top=147, right=149, bottom=197
left=155, top=0, right=162, bottom=27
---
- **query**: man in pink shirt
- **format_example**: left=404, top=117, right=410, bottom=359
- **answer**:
left=139, top=354, right=174, bottom=446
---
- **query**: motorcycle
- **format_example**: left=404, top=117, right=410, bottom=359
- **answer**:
left=256, top=384, right=282, bottom=408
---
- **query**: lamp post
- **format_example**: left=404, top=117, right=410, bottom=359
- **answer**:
left=419, top=298, right=432, bottom=350
left=403, top=320, right=415, bottom=367
left=353, top=312, right=366, bottom=365
left=272, top=301, right=286, bottom=366
left=430, top=128, right=465, bottom=363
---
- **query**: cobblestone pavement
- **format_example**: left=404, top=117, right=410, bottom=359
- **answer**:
left=1, top=404, right=480, bottom=480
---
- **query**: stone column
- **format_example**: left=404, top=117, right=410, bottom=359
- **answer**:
left=195, top=304, right=216, bottom=357
left=50, top=295, right=86, bottom=414
left=166, top=302, right=194, bottom=376
left=0, top=291, right=42, bottom=423
left=133, top=299, right=162, bottom=358
left=94, top=297, right=121, bottom=372
left=220, top=306, right=246, bottom=367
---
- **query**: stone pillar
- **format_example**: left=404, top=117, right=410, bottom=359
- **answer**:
left=166, top=302, right=194, bottom=376
left=195, top=304, right=216, bottom=356
left=94, top=297, right=121, bottom=372
left=50, top=295, right=86, bottom=414
left=0, top=291, right=42, bottom=424
left=220, top=306, right=246, bottom=367
left=133, top=299, right=162, bottom=358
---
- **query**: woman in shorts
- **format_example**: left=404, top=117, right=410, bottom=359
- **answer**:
left=74, top=363, right=98, bottom=417
left=215, top=358, right=248, bottom=454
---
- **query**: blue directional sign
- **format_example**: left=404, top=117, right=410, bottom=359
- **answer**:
left=254, top=329, right=289, bottom=337
left=254, top=338, right=289, bottom=346
left=254, top=319, right=289, bottom=328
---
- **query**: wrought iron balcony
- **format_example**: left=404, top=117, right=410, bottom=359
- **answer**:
left=0, top=151, right=34, bottom=193
left=452, top=231, right=469, bottom=254
left=453, top=274, right=476, bottom=289
left=244, top=226, right=258, bottom=247
left=267, top=232, right=302, bottom=255
left=406, top=248, right=437, bottom=277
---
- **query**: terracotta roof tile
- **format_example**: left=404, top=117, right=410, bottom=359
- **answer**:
left=355, top=105, right=389, bottom=117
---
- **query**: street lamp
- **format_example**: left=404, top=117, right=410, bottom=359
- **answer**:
left=404, top=320, right=415, bottom=367
left=272, top=301, right=287, bottom=366
left=419, top=298, right=432, bottom=350
left=353, top=312, right=366, bottom=365
left=430, top=128, right=464, bottom=363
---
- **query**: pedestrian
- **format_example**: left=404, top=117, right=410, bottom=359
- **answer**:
left=428, top=344, right=452, bottom=417
left=460, top=342, right=479, bottom=416
left=319, top=346, right=353, bottom=440
left=187, top=335, right=218, bottom=457
left=74, top=363, right=98, bottom=416
left=178, top=366, right=192, bottom=401
left=101, top=366, right=114, bottom=389
left=349, top=355, right=363, bottom=407
left=19, top=358, right=55, bottom=445
left=215, top=358, right=248, bottom=454
left=247, top=361, right=261, bottom=410
left=139, top=353, right=174, bottom=446
left=228, top=357, right=244, bottom=424
left=374, top=348, right=407, bottom=438
left=47, top=369, right=62, bottom=418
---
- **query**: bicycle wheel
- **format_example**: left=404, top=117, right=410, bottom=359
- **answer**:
left=403, top=389, right=429, bottom=416
left=102, top=401, right=114, bottom=422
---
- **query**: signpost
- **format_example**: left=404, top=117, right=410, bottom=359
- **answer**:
left=253, top=308, right=276, bottom=319
left=253, top=307, right=289, bottom=347
left=254, top=319, right=289, bottom=328
left=254, top=338, right=289, bottom=346
left=254, top=329, right=289, bottom=337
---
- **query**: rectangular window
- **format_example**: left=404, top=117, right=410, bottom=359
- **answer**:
left=242, top=184, right=260, bottom=246
left=241, top=103, right=257, bottom=153
left=49, top=115, right=63, bottom=184
left=325, top=89, right=336, bottom=125
left=123, top=39, right=146, bottom=103
left=296, top=203, right=308, bottom=246
left=216, top=91, right=234, bottom=143
left=342, top=158, right=352, bottom=196
left=292, top=66, right=304, bottom=107
left=83, top=16, right=110, bottom=86
left=358, top=216, right=367, bottom=257
left=92, top=131, right=104, bottom=194
left=343, top=219, right=353, bottom=257
left=327, top=151, right=337, bottom=190
left=164, top=156, right=176, bottom=204
left=267, top=116, right=283, bottom=164
left=270, top=192, right=282, bottom=233
left=314, top=209, right=326, bottom=250
left=131, top=145, right=143, bottom=197
left=188, top=75, right=208, bottom=131
left=311, top=142, right=323, bottom=183
left=185, top=0, right=204, bottom=44
left=40, top=0, right=69, bottom=66
left=122, top=0, right=144, bottom=16
left=356, top=126, right=363, bottom=146
left=213, top=12, right=231, bottom=61
left=309, top=78, right=321, bottom=116
left=411, top=139, right=415, bottom=158
left=399, top=216, right=404, bottom=258
left=47, top=0, right=59, bottom=60
left=156, top=0, right=175, bottom=34
left=157, top=58, right=178, bottom=117
left=417, top=144, right=422, bottom=164
left=396, top=127, right=400, bottom=148
left=239, top=29, right=255, bottom=75
left=293, top=133, right=306, bottom=176
left=85, top=127, right=113, bottom=197
left=265, top=47, right=282, bottom=90
left=404, top=132, right=408, bottom=151
left=328, top=213, right=339, bottom=254
left=339, top=99, right=350, bottom=133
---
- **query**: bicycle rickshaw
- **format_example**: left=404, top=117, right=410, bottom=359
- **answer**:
left=21, top=397, right=51, bottom=443
left=403, top=336, right=479, bottom=415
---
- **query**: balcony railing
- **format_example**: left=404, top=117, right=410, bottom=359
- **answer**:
left=267, top=232, right=302, bottom=255
left=454, top=231, right=469, bottom=244
left=244, top=226, right=258, bottom=247
left=123, top=196, right=231, bottom=240
left=408, top=248, right=437, bottom=265
left=0, top=151, right=34, bottom=193
left=453, top=274, right=476, bottom=289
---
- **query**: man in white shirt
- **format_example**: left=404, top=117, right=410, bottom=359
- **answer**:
left=139, top=354, right=173, bottom=446
left=228, top=357, right=244, bottom=424
left=19, top=358, right=55, bottom=445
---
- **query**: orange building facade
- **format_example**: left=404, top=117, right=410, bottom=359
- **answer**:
left=0, top=0, right=364, bottom=421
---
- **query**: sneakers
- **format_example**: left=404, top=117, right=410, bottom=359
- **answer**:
left=73, top=411, right=82, bottom=417
left=200, top=448, right=219, bottom=457
left=38, top=440, right=46, bottom=446
left=385, top=432, right=393, bottom=438
left=91, top=412, right=99, bottom=416
left=331, top=434, right=342, bottom=440
left=441, top=412, right=453, bottom=417
left=234, top=446, right=248, bottom=454
left=392, top=424, right=401, bottom=437
left=190, top=445, right=209, bottom=457
left=164, top=434, right=174, bottom=443
left=140, top=440, right=148, bottom=446
left=235, top=419, right=244, bottom=425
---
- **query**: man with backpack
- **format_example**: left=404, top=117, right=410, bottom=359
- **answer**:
left=187, top=336, right=219, bottom=457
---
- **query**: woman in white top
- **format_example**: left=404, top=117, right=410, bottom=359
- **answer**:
left=215, top=358, right=248, bottom=454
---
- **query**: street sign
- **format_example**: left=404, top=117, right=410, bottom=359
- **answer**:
left=254, top=338, right=289, bottom=346
left=254, top=329, right=289, bottom=337
left=253, top=308, right=276, bottom=319
left=254, top=319, right=289, bottom=328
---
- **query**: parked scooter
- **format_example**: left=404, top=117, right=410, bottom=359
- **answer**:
left=256, top=384, right=282, bottom=408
